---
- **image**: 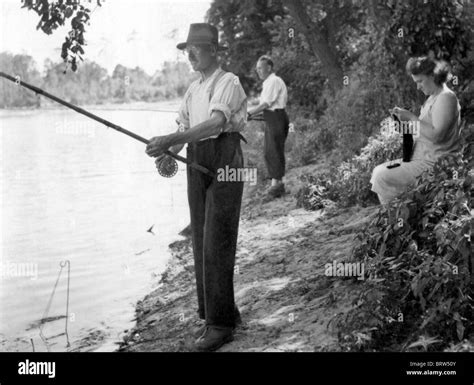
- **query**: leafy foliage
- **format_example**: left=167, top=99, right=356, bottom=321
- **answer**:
left=296, top=126, right=403, bottom=209
left=207, top=0, right=369, bottom=110
left=380, top=0, right=474, bottom=122
left=338, top=151, right=473, bottom=351
left=21, top=0, right=102, bottom=72
left=206, top=0, right=287, bottom=93
left=295, top=175, right=332, bottom=211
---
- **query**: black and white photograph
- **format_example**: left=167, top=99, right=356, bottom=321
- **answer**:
left=0, top=0, right=473, bottom=382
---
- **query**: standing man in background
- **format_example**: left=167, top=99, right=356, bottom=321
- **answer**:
left=248, top=55, right=289, bottom=199
left=146, top=23, right=247, bottom=352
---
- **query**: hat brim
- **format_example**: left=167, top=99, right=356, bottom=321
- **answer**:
left=176, top=42, right=228, bottom=51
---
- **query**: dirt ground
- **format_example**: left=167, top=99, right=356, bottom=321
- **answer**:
left=117, top=162, right=380, bottom=352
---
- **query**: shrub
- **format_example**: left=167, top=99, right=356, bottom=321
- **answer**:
left=242, top=120, right=269, bottom=183
left=338, top=152, right=473, bottom=351
left=295, top=175, right=332, bottom=211
left=288, top=115, right=335, bottom=166
left=296, top=122, right=403, bottom=209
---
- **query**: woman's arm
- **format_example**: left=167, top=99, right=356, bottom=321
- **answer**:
left=392, top=94, right=458, bottom=143
left=419, top=93, right=458, bottom=143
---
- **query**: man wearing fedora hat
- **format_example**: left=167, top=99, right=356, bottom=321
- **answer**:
left=146, top=23, right=247, bottom=352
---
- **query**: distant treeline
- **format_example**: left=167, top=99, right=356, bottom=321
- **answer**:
left=0, top=52, right=198, bottom=108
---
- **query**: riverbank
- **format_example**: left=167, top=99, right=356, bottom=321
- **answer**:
left=117, top=160, right=379, bottom=352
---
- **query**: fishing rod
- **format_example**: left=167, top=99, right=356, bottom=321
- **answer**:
left=0, top=71, right=214, bottom=177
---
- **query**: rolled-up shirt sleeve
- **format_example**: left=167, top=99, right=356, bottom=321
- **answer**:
left=260, top=76, right=280, bottom=108
left=209, top=74, right=247, bottom=124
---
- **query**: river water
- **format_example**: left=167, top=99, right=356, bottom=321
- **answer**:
left=0, top=104, right=189, bottom=352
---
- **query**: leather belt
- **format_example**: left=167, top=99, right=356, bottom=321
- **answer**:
left=218, top=131, right=248, bottom=144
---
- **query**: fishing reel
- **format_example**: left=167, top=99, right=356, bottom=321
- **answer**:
left=157, top=155, right=179, bottom=178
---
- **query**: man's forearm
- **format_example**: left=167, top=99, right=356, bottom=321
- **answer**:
left=167, top=114, right=225, bottom=146
left=249, top=102, right=269, bottom=116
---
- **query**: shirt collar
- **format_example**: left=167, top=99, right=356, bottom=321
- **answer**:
left=199, top=66, right=222, bottom=84
left=264, top=72, right=276, bottom=83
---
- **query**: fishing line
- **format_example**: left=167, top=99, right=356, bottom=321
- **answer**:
left=39, top=260, right=71, bottom=351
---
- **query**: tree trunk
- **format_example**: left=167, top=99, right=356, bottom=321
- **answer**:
left=282, top=0, right=343, bottom=93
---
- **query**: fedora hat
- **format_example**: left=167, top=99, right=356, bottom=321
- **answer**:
left=177, top=23, right=227, bottom=51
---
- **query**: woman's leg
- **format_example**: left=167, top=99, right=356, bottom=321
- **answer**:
left=371, top=159, right=428, bottom=205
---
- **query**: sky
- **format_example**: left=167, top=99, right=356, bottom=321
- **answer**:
left=0, top=0, right=212, bottom=75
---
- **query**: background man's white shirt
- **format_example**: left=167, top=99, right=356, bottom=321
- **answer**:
left=260, top=72, right=288, bottom=110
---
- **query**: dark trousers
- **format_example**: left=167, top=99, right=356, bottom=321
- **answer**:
left=263, top=109, right=289, bottom=179
left=186, top=133, right=244, bottom=328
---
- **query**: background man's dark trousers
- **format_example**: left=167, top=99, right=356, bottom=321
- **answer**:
left=263, top=109, right=289, bottom=179
left=186, top=133, right=244, bottom=328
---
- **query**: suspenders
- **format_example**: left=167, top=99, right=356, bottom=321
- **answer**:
left=209, top=70, right=248, bottom=144
left=187, top=69, right=247, bottom=143
left=184, top=69, right=227, bottom=117
left=209, top=69, right=228, bottom=101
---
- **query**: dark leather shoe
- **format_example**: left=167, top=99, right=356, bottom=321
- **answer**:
left=264, top=183, right=285, bottom=201
left=193, top=307, right=242, bottom=339
left=193, top=324, right=207, bottom=339
left=194, top=326, right=233, bottom=352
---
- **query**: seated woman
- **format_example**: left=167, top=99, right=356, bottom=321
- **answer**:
left=371, top=56, right=462, bottom=205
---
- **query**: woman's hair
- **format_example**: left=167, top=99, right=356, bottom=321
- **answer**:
left=406, top=56, right=451, bottom=85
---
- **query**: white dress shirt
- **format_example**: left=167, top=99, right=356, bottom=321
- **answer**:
left=177, top=68, right=247, bottom=140
left=260, top=72, right=288, bottom=110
